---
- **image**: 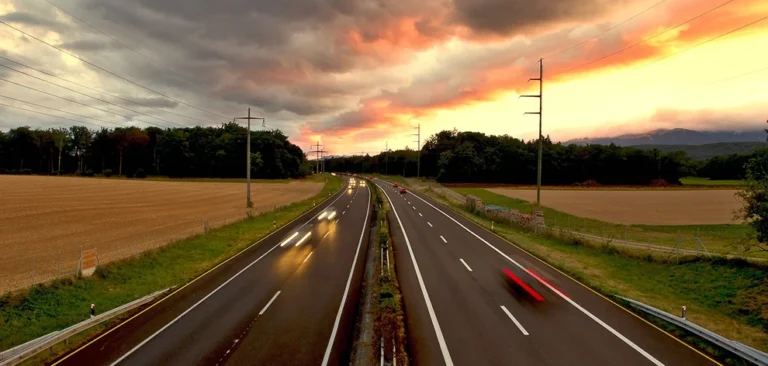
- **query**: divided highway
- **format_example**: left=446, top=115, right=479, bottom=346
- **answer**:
left=374, top=179, right=719, bottom=366
left=53, top=177, right=371, bottom=366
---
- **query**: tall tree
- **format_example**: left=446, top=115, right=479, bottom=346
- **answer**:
left=69, top=126, right=92, bottom=173
left=50, top=128, right=70, bottom=174
left=736, top=149, right=768, bottom=252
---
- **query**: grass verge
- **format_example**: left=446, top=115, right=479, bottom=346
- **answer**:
left=0, top=175, right=344, bottom=354
left=418, top=189, right=768, bottom=357
left=451, top=187, right=763, bottom=259
left=681, top=177, right=745, bottom=187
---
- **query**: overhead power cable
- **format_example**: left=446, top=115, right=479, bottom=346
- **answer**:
left=0, top=98, right=120, bottom=128
left=0, top=77, right=168, bottom=128
left=0, top=62, right=184, bottom=127
left=0, top=55, right=209, bottom=124
left=550, top=0, right=736, bottom=78
left=0, top=93, right=126, bottom=127
left=43, top=0, right=213, bottom=94
left=0, top=19, right=228, bottom=119
left=543, top=0, right=670, bottom=59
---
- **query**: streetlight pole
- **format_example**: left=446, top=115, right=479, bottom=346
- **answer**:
left=234, top=108, right=265, bottom=208
left=413, top=123, right=421, bottom=179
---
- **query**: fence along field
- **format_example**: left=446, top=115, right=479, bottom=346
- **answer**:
left=0, top=175, right=322, bottom=293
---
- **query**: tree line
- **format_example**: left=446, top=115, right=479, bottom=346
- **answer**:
left=325, top=129, right=759, bottom=185
left=0, top=123, right=312, bottom=179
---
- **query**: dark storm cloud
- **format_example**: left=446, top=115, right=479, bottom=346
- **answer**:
left=60, top=39, right=118, bottom=52
left=1, top=11, right=62, bottom=28
left=450, top=0, right=631, bottom=35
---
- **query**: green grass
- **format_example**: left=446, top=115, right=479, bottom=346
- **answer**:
left=373, top=174, right=407, bottom=187
left=681, top=177, right=745, bottom=187
left=451, top=187, right=763, bottom=259
left=0, top=175, right=344, bottom=352
left=421, top=190, right=768, bottom=354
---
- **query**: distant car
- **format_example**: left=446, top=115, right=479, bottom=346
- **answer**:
left=399, top=188, right=407, bottom=194
left=393, top=183, right=399, bottom=187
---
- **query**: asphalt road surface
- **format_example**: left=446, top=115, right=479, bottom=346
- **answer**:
left=375, top=179, right=719, bottom=366
left=53, top=177, right=371, bottom=366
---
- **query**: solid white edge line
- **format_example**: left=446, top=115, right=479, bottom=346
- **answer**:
left=321, top=185, right=372, bottom=366
left=374, top=182, right=454, bottom=366
left=303, top=252, right=313, bottom=264
left=407, top=190, right=665, bottom=366
left=440, top=235, right=447, bottom=243
left=459, top=258, right=472, bottom=272
left=111, top=189, right=349, bottom=366
left=259, top=291, right=281, bottom=315
left=500, top=306, right=529, bottom=336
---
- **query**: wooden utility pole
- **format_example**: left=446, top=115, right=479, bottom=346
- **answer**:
left=234, top=108, right=265, bottom=208
left=521, top=58, right=543, bottom=206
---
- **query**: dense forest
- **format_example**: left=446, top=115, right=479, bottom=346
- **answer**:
left=0, top=123, right=311, bottom=179
left=324, top=130, right=766, bottom=184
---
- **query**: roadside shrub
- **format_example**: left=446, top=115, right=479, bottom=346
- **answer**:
left=19, top=169, right=32, bottom=175
left=84, top=169, right=94, bottom=177
left=103, top=169, right=113, bottom=177
left=134, top=169, right=147, bottom=179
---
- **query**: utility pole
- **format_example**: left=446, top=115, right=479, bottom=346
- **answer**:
left=234, top=108, right=265, bottom=208
left=361, top=150, right=366, bottom=173
left=412, top=123, right=421, bottom=179
left=382, top=141, right=389, bottom=175
left=309, top=141, right=324, bottom=174
left=521, top=58, right=543, bottom=206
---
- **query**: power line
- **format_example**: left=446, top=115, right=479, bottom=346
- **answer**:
left=543, top=0, right=669, bottom=59
left=0, top=93, right=124, bottom=127
left=638, top=13, right=768, bottom=70
left=550, top=0, right=736, bottom=78
left=0, top=77, right=168, bottom=128
left=0, top=55, right=209, bottom=124
left=0, top=62, right=185, bottom=127
left=697, top=65, right=768, bottom=88
left=0, top=98, right=117, bottom=128
left=43, top=0, right=213, bottom=94
left=0, top=19, right=228, bottom=119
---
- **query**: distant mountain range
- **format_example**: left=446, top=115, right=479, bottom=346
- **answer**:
left=564, top=128, right=765, bottom=146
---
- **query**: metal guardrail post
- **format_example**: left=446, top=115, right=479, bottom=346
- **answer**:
left=616, top=296, right=768, bottom=366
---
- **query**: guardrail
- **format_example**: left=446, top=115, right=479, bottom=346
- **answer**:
left=616, top=296, right=768, bottom=366
left=0, top=287, right=172, bottom=366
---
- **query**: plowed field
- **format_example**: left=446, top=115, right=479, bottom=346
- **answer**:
left=0, top=175, right=322, bottom=292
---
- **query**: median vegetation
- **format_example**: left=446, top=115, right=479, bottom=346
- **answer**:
left=411, top=182, right=768, bottom=358
left=0, top=175, right=344, bottom=356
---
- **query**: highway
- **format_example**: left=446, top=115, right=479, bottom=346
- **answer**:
left=53, top=177, right=371, bottom=366
left=374, top=179, right=719, bottom=366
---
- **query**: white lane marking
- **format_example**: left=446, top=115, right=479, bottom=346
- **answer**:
left=342, top=211, right=346, bottom=215
left=335, top=219, right=339, bottom=224
left=321, top=186, right=372, bottom=366
left=419, top=213, right=423, bottom=217
left=322, top=232, right=330, bottom=240
left=408, top=191, right=664, bottom=366
left=459, top=258, right=472, bottom=272
left=375, top=183, right=454, bottom=366
left=110, top=191, right=348, bottom=365
left=413, top=206, right=416, bottom=210
left=259, top=291, right=281, bottom=315
left=440, top=235, right=447, bottom=243
left=428, top=222, right=433, bottom=227
left=500, top=306, right=529, bottom=336
left=303, top=251, right=313, bottom=263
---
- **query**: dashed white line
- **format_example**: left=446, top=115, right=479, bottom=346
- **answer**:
left=322, top=232, right=330, bottom=240
left=342, top=211, right=346, bottom=215
left=413, top=206, right=416, bottom=210
left=259, top=291, right=281, bottom=316
left=335, top=219, right=339, bottom=223
left=428, top=222, right=433, bottom=227
left=501, top=306, right=529, bottom=335
left=419, top=213, right=423, bottom=217
left=440, top=235, right=447, bottom=243
left=459, top=258, right=472, bottom=272
left=303, top=252, right=313, bottom=263
left=408, top=191, right=664, bottom=366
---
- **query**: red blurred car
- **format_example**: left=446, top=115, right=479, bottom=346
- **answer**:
left=393, top=183, right=399, bottom=187
left=399, top=188, right=407, bottom=194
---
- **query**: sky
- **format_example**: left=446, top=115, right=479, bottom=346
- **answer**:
left=0, top=0, right=766, bottom=156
